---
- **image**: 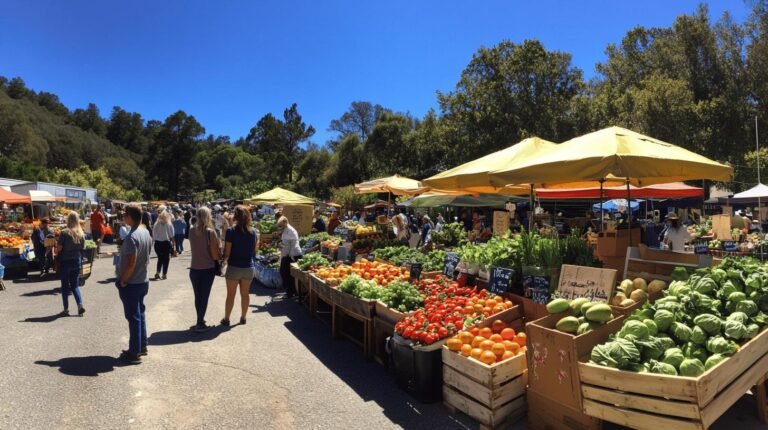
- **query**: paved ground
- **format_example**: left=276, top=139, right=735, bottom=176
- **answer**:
left=0, top=242, right=764, bottom=430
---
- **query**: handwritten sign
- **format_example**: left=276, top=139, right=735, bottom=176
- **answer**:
left=524, top=275, right=550, bottom=305
left=282, top=205, right=314, bottom=235
left=409, top=262, right=423, bottom=281
left=443, top=253, right=460, bottom=279
left=556, top=264, right=617, bottom=303
left=338, top=227, right=348, bottom=239
left=694, top=243, right=709, bottom=255
left=493, top=211, right=510, bottom=236
left=489, top=267, right=514, bottom=295
left=711, top=214, right=732, bottom=240
left=723, top=241, right=739, bottom=252
left=301, top=239, right=319, bottom=254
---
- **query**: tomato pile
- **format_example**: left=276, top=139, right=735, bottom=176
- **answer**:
left=394, top=276, right=515, bottom=345
left=446, top=320, right=527, bottom=365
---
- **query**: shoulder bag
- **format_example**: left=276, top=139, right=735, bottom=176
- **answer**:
left=205, top=229, right=224, bottom=276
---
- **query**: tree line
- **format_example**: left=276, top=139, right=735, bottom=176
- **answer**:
left=1, top=3, right=767, bottom=202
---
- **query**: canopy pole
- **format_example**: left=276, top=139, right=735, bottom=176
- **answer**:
left=600, top=179, right=604, bottom=234
left=627, top=179, right=632, bottom=246
left=529, top=184, right=534, bottom=231
left=756, top=115, right=761, bottom=223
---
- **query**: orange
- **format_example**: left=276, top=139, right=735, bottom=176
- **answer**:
left=471, top=336, right=486, bottom=348
left=480, top=350, right=497, bottom=365
left=463, top=306, right=474, bottom=315
left=479, top=327, right=493, bottom=339
left=501, top=328, right=516, bottom=341
left=493, top=305, right=505, bottom=314
left=485, top=299, right=496, bottom=308
left=489, top=334, right=503, bottom=343
left=503, top=340, right=520, bottom=354
left=459, top=331, right=474, bottom=345
left=446, top=338, right=462, bottom=352
left=460, top=344, right=472, bottom=357
left=514, top=332, right=527, bottom=347
left=480, top=340, right=495, bottom=351
left=491, top=343, right=506, bottom=358
left=476, top=299, right=486, bottom=306
left=473, top=304, right=484, bottom=313
left=491, top=320, right=506, bottom=333
left=504, top=301, right=513, bottom=309
left=470, top=327, right=480, bottom=337
left=470, top=348, right=483, bottom=360
left=501, top=350, right=515, bottom=361
left=482, top=306, right=492, bottom=315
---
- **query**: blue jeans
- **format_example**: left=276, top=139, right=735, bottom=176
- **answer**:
left=117, top=282, right=149, bottom=354
left=59, top=258, right=83, bottom=310
left=174, top=234, right=185, bottom=253
left=189, top=268, right=216, bottom=325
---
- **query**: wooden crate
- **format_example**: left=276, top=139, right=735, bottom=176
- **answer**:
left=596, top=228, right=640, bottom=257
left=308, top=275, right=334, bottom=322
left=333, top=301, right=373, bottom=359
left=508, top=293, right=548, bottom=323
left=527, top=389, right=602, bottom=430
left=525, top=311, right=625, bottom=411
left=332, top=290, right=375, bottom=319
left=374, top=300, right=407, bottom=326
left=579, top=325, right=768, bottom=430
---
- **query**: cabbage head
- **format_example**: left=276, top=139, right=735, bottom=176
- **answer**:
left=736, top=300, right=758, bottom=317
left=643, top=319, right=658, bottom=336
left=590, top=338, right=641, bottom=370
left=693, top=314, right=722, bottom=335
left=724, top=319, right=748, bottom=340
left=653, top=309, right=675, bottom=332
left=705, top=336, right=738, bottom=356
left=637, top=337, right=665, bottom=361
left=691, top=326, right=708, bottom=346
left=704, top=353, right=726, bottom=370
left=648, top=359, right=678, bottom=376
left=683, top=343, right=708, bottom=363
left=662, top=348, right=685, bottom=369
left=619, top=320, right=650, bottom=341
left=746, top=324, right=760, bottom=339
left=679, top=358, right=706, bottom=377
left=670, top=322, right=693, bottom=344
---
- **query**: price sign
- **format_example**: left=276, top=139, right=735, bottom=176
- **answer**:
left=556, top=265, right=617, bottom=303
left=723, top=241, right=739, bottom=252
left=493, top=211, right=510, bottom=236
left=443, top=252, right=460, bottom=279
left=409, top=262, right=423, bottom=281
left=524, top=275, right=550, bottom=305
left=336, top=246, right=349, bottom=262
left=694, top=243, right=709, bottom=255
left=489, top=267, right=514, bottom=295
left=554, top=221, right=566, bottom=234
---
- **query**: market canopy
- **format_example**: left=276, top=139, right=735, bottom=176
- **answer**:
left=364, top=200, right=394, bottom=210
left=592, top=199, right=640, bottom=213
left=487, top=126, right=733, bottom=187
left=537, top=182, right=704, bottom=200
left=718, top=183, right=768, bottom=205
left=244, top=187, right=315, bottom=206
left=354, top=174, right=427, bottom=196
left=401, top=193, right=521, bottom=209
left=29, top=190, right=57, bottom=202
left=0, top=188, right=31, bottom=204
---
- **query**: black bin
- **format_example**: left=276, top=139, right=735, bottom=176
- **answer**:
left=389, top=334, right=443, bottom=403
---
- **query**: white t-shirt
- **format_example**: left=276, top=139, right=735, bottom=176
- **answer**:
left=664, top=227, right=692, bottom=252
left=280, top=225, right=302, bottom=258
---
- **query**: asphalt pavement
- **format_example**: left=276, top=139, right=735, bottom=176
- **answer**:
left=0, top=243, right=764, bottom=429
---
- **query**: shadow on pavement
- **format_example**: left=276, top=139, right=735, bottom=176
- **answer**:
left=35, top=355, right=128, bottom=376
left=97, top=277, right=117, bottom=284
left=149, top=325, right=229, bottom=345
left=253, top=287, right=474, bottom=430
left=20, top=287, right=61, bottom=297
left=20, top=312, right=69, bottom=323
left=11, top=277, right=50, bottom=284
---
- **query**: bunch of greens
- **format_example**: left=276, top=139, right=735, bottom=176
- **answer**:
left=297, top=252, right=332, bottom=271
left=337, top=274, right=381, bottom=300
left=84, top=240, right=97, bottom=250
left=374, top=246, right=423, bottom=266
left=430, top=222, right=468, bottom=247
left=423, top=250, right=447, bottom=272
left=257, top=245, right=279, bottom=256
left=300, top=232, right=333, bottom=247
left=257, top=216, right=277, bottom=234
left=377, top=280, right=424, bottom=312
left=590, top=256, right=768, bottom=377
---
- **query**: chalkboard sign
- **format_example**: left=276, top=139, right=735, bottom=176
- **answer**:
left=554, top=221, right=566, bottom=234
left=443, top=253, right=460, bottom=278
left=523, top=275, right=550, bottom=305
left=489, top=267, right=514, bottom=295
left=723, top=241, right=739, bottom=252
left=336, top=246, right=349, bottom=262
left=409, top=262, right=423, bottom=281
left=694, top=243, right=709, bottom=255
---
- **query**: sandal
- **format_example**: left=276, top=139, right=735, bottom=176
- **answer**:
left=220, top=318, right=230, bottom=327
left=239, top=317, right=246, bottom=325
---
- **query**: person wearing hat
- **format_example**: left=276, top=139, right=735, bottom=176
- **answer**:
left=663, top=213, right=691, bottom=252
left=732, top=210, right=750, bottom=231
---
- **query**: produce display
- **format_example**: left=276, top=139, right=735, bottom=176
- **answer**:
left=300, top=232, right=333, bottom=247
left=611, top=278, right=666, bottom=307
left=546, top=298, right=616, bottom=334
left=297, top=252, right=332, bottom=271
left=355, top=225, right=377, bottom=236
left=257, top=245, right=279, bottom=256
left=321, top=238, right=342, bottom=252
left=430, top=222, right=468, bottom=247
left=313, top=259, right=408, bottom=287
left=351, top=237, right=405, bottom=254
left=395, top=277, right=515, bottom=345
left=257, top=216, right=277, bottom=234
left=337, top=276, right=424, bottom=312
left=0, top=232, right=27, bottom=248
left=84, top=239, right=97, bottom=250
left=445, top=319, right=526, bottom=365
left=589, top=257, right=768, bottom=376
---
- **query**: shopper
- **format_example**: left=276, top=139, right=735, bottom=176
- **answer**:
left=89, top=205, right=106, bottom=255
left=172, top=211, right=187, bottom=254
left=420, top=215, right=435, bottom=246
left=141, top=211, right=153, bottom=239
left=188, top=207, right=220, bottom=332
left=32, top=218, right=52, bottom=276
left=327, top=210, right=341, bottom=234
left=221, top=205, right=258, bottom=326
left=392, top=213, right=408, bottom=240
left=183, top=206, right=192, bottom=239
left=311, top=210, right=326, bottom=233
left=56, top=212, right=86, bottom=316
left=116, top=204, right=153, bottom=364
left=278, top=216, right=303, bottom=298
left=152, top=209, right=176, bottom=280
left=663, top=213, right=692, bottom=252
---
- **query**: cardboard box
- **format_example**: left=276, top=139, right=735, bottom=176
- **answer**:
left=525, top=311, right=625, bottom=411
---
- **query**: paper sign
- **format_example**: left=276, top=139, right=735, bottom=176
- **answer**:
left=321, top=246, right=329, bottom=256
left=723, top=241, right=739, bottom=252
left=489, top=267, right=514, bottom=294
left=711, top=214, right=732, bottom=241
left=556, top=264, right=617, bottom=303
left=443, top=252, right=460, bottom=279
left=283, top=205, right=314, bottom=235
left=409, top=262, right=423, bottom=281
left=493, top=211, right=510, bottom=236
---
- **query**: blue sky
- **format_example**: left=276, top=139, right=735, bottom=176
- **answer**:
left=1, top=1, right=750, bottom=146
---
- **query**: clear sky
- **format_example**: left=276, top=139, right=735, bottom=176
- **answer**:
left=0, top=1, right=751, bottom=146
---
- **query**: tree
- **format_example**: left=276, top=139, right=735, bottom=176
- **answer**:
left=330, top=185, right=375, bottom=212
left=0, top=104, right=49, bottom=163
left=106, top=106, right=150, bottom=158
left=151, top=111, right=205, bottom=200
left=323, top=134, right=368, bottom=187
left=71, top=103, right=108, bottom=137
left=364, top=112, right=416, bottom=177
left=295, top=144, right=332, bottom=198
left=47, top=165, right=143, bottom=201
left=438, top=40, right=585, bottom=160
left=329, top=101, right=389, bottom=143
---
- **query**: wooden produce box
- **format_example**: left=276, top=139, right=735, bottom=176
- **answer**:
left=527, top=389, right=602, bottom=430
left=332, top=290, right=376, bottom=359
left=624, top=245, right=711, bottom=283
left=442, top=305, right=526, bottom=429
left=508, top=293, right=549, bottom=323
left=579, top=325, right=768, bottom=430
left=596, top=228, right=640, bottom=258
left=526, top=311, right=625, bottom=411
left=308, top=274, right=334, bottom=323
left=375, top=300, right=407, bottom=326
left=609, top=299, right=644, bottom=317
left=290, top=263, right=311, bottom=308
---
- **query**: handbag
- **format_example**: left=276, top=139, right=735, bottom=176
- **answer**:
left=206, top=229, right=224, bottom=277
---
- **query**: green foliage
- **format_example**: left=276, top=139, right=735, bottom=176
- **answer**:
left=330, top=185, right=375, bottom=211
left=47, top=165, right=142, bottom=201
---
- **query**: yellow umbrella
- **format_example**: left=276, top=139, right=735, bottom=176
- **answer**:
left=488, top=126, right=733, bottom=187
left=354, top=174, right=428, bottom=196
left=244, top=187, right=315, bottom=206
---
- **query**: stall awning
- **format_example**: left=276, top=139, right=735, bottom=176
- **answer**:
left=354, top=175, right=428, bottom=196
left=245, top=187, right=315, bottom=206
left=29, top=190, right=57, bottom=202
left=718, top=183, right=768, bottom=205
left=0, top=188, right=31, bottom=204
left=403, top=193, right=521, bottom=208
left=537, top=182, right=703, bottom=200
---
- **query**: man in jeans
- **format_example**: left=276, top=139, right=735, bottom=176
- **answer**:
left=116, top=204, right=153, bottom=364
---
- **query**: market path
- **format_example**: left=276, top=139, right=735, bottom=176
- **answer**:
left=0, top=245, right=762, bottom=430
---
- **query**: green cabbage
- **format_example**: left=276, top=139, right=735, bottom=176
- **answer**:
left=691, top=326, right=708, bottom=345
left=693, top=277, right=717, bottom=294
left=693, top=314, right=722, bottom=335
left=726, top=292, right=747, bottom=313
left=711, top=268, right=727, bottom=285
left=724, top=319, right=749, bottom=340
left=719, top=280, right=739, bottom=300
left=704, top=353, right=727, bottom=370
left=746, top=324, right=760, bottom=339
left=590, top=338, right=641, bottom=370
left=662, top=348, right=685, bottom=369
left=637, top=337, right=666, bottom=361
left=683, top=343, right=708, bottom=363
left=727, top=312, right=749, bottom=324
left=619, top=320, right=650, bottom=341
left=648, top=359, right=678, bottom=376
left=736, top=300, right=758, bottom=317
left=670, top=322, right=693, bottom=344
left=656, top=335, right=676, bottom=351
left=671, top=267, right=689, bottom=282
left=679, top=358, right=706, bottom=377
left=705, top=336, right=738, bottom=356
left=653, top=309, right=675, bottom=332
left=643, top=319, right=659, bottom=336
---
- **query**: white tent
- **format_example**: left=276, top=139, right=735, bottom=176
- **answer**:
left=29, top=190, right=57, bottom=202
left=733, top=183, right=768, bottom=199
